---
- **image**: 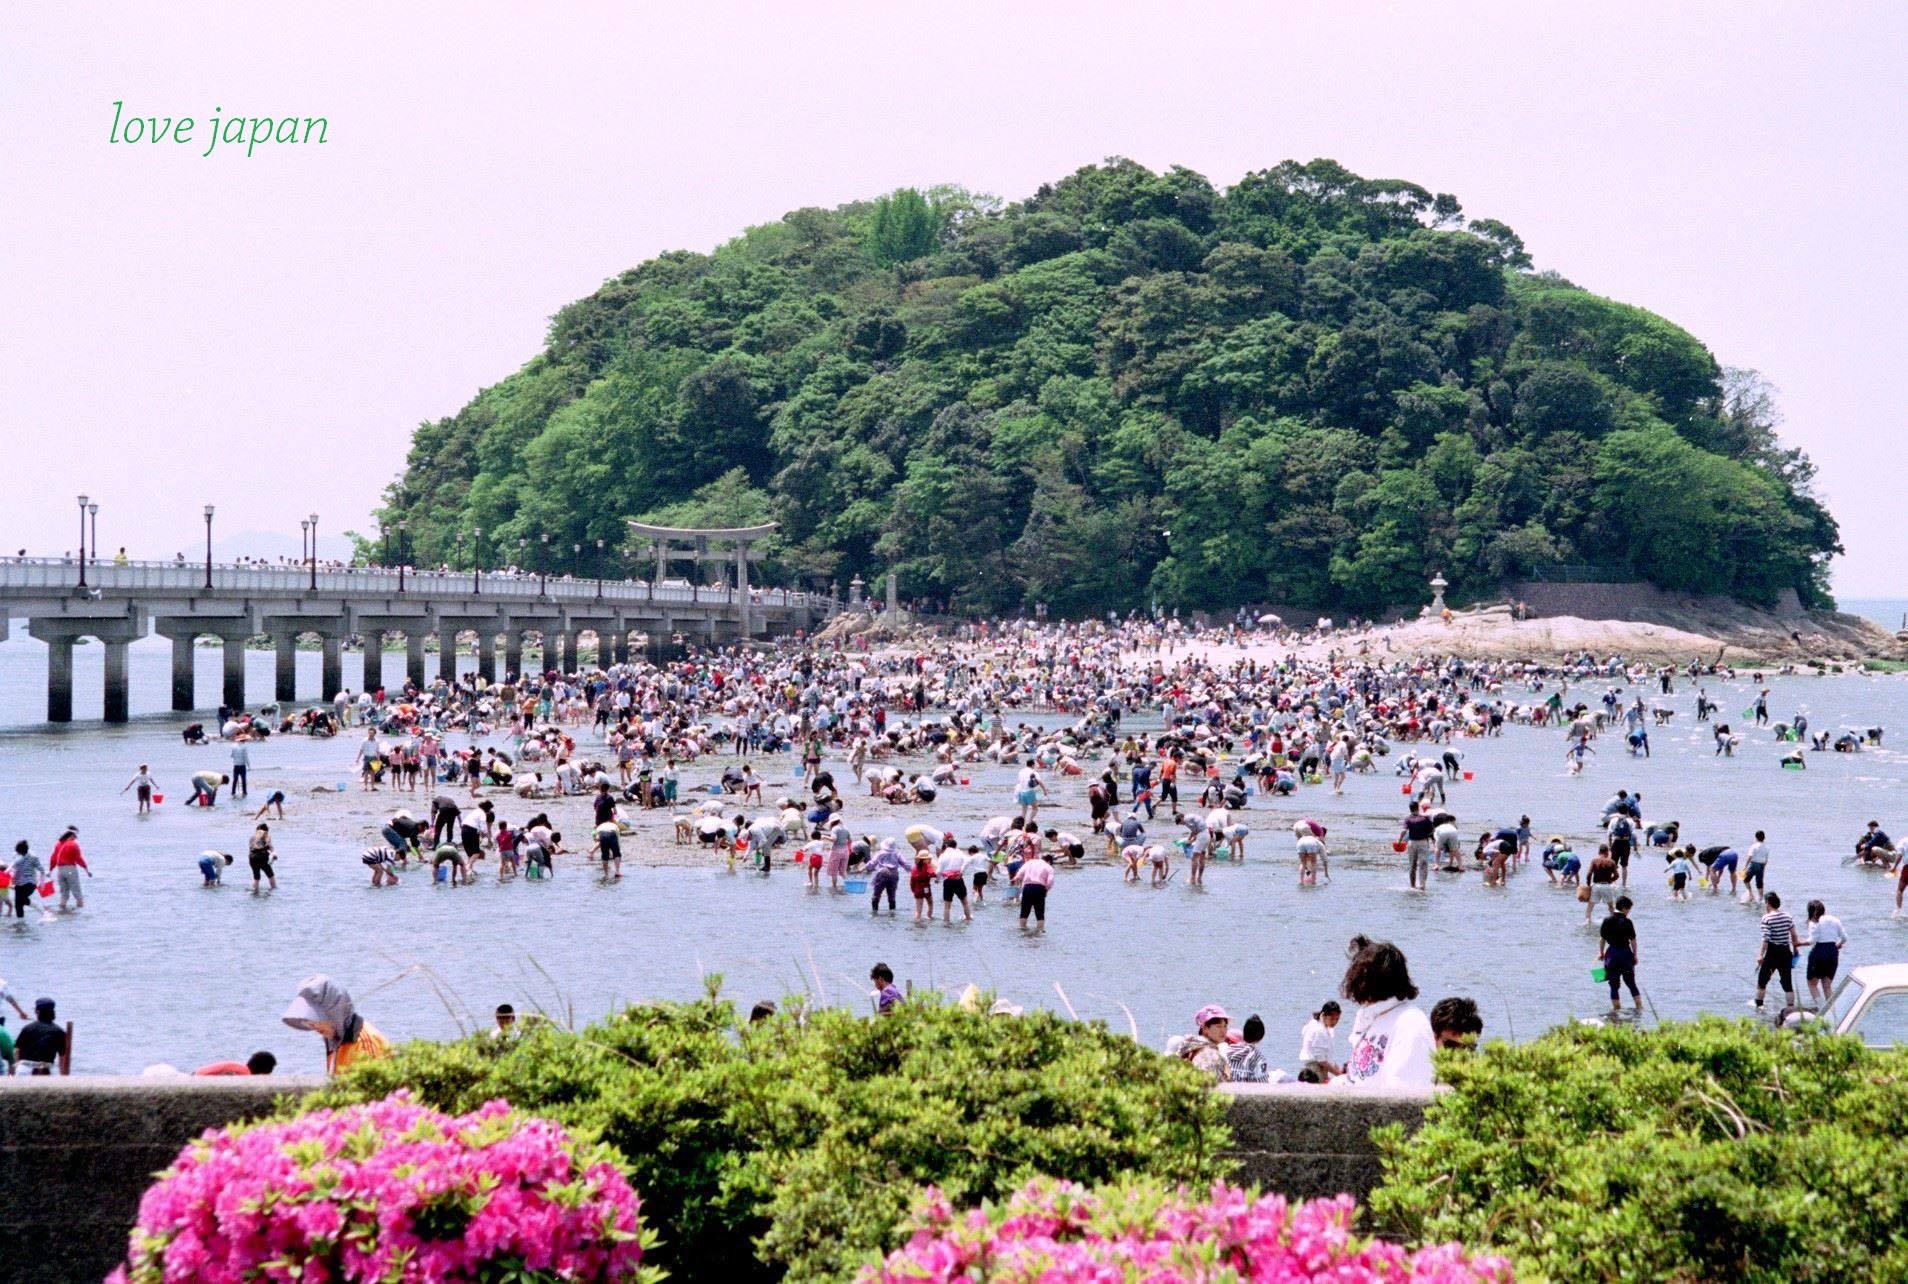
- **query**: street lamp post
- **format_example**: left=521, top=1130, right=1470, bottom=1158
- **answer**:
left=300, top=520, right=310, bottom=579
left=76, top=494, right=89, bottom=588
left=398, top=520, right=408, bottom=593
left=203, top=505, right=215, bottom=589
left=539, top=532, right=549, bottom=595
left=88, top=504, right=98, bottom=572
left=308, top=513, right=320, bottom=590
left=472, top=527, right=483, bottom=594
left=594, top=539, right=604, bottom=599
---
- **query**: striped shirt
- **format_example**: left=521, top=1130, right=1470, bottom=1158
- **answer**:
left=1761, top=911, right=1797, bottom=949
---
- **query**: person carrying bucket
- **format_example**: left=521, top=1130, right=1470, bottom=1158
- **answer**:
left=5, top=841, right=42, bottom=918
left=121, top=764, right=160, bottom=814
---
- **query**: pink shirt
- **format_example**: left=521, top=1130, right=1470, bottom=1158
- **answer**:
left=1017, top=858, right=1054, bottom=889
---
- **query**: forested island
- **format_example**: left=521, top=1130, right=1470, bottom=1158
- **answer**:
left=375, top=158, right=1840, bottom=616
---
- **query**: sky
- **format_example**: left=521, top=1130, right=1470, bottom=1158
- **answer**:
left=2, top=3, right=1904, bottom=594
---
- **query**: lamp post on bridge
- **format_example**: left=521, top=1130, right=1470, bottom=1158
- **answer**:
left=308, top=512, right=320, bottom=591
left=76, top=494, right=89, bottom=588
left=203, top=505, right=215, bottom=590
left=594, top=539, right=604, bottom=599
left=87, top=504, right=98, bottom=574
left=539, top=532, right=549, bottom=595
left=398, top=519, right=408, bottom=593
left=300, top=519, right=310, bottom=580
left=472, top=527, right=483, bottom=594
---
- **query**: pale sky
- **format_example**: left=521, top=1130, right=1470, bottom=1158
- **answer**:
left=3, top=3, right=1903, bottom=594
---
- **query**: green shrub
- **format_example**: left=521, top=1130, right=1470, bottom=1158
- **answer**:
left=1370, top=1018, right=1908, bottom=1282
left=300, top=987, right=1230, bottom=1284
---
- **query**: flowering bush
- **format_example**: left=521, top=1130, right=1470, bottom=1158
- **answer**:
left=111, top=1093, right=658, bottom=1283
left=307, top=990, right=1228, bottom=1282
left=863, top=1178, right=1510, bottom=1283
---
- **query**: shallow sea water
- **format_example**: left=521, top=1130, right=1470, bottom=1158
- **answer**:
left=3, top=632, right=1908, bottom=1075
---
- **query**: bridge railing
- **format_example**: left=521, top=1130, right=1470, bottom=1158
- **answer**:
left=0, top=558, right=831, bottom=613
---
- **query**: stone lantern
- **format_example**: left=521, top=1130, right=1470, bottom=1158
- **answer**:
left=1429, top=572, right=1449, bottom=613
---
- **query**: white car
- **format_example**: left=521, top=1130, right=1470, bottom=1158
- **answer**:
left=1788, top=964, right=1908, bottom=1046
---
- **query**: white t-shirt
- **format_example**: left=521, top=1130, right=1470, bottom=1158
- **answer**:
left=1300, top=1018, right=1336, bottom=1065
left=1341, top=1000, right=1435, bottom=1089
left=1808, top=915, right=1847, bottom=947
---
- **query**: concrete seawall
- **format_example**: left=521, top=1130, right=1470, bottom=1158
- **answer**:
left=0, top=1077, right=1433, bottom=1283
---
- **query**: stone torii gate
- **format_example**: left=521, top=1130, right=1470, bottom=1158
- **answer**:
left=626, top=520, right=776, bottom=638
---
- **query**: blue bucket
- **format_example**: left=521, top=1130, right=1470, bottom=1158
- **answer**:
left=844, top=877, right=869, bottom=893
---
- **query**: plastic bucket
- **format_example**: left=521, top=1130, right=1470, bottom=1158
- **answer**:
left=1463, top=771, right=1475, bottom=781
left=38, top=880, right=55, bottom=898
left=1392, top=841, right=1407, bottom=853
left=844, top=877, right=869, bottom=893
left=434, top=864, right=449, bottom=883
left=1401, top=784, right=1413, bottom=795
left=1590, top=965, right=1608, bottom=983
left=336, top=781, right=350, bottom=792
left=0, top=872, right=11, bottom=889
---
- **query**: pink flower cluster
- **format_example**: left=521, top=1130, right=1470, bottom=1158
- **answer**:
left=110, top=1093, right=655, bottom=1283
left=863, top=1179, right=1511, bottom=1283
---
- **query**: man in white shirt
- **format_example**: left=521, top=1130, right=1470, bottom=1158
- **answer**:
left=934, top=843, right=972, bottom=923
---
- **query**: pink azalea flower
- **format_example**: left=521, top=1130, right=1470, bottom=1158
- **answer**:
left=861, top=1179, right=1512, bottom=1284
left=113, top=1093, right=655, bottom=1284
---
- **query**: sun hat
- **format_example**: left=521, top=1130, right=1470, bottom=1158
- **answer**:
left=1194, top=1004, right=1231, bottom=1029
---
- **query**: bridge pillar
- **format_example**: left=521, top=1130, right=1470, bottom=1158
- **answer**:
left=46, top=635, right=74, bottom=723
left=504, top=632, right=523, bottom=682
left=102, top=638, right=130, bottom=723
left=320, top=634, right=344, bottom=701
left=170, top=632, right=197, bottom=711
left=406, top=632, right=426, bottom=688
left=362, top=630, right=384, bottom=694
left=563, top=632, right=582, bottom=672
left=612, top=632, right=630, bottom=666
left=274, top=633, right=298, bottom=703
left=476, top=631, right=496, bottom=684
left=222, top=635, right=247, bottom=711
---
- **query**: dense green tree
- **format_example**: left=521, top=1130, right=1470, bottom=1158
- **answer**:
left=866, top=188, right=944, bottom=266
left=373, top=159, right=1840, bottom=614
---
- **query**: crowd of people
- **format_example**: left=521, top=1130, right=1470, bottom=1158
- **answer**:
left=9, top=612, right=1897, bottom=1076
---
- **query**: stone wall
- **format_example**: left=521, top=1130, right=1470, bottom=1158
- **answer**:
left=0, top=1077, right=1434, bottom=1282
left=1219, top=1082, right=1434, bottom=1204
left=0, top=1077, right=322, bottom=1283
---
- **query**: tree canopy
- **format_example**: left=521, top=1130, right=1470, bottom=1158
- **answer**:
left=377, top=158, right=1839, bottom=613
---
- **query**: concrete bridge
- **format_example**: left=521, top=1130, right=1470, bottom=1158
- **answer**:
left=0, top=558, right=834, bottom=723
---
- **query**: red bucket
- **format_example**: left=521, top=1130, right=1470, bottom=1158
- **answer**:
left=152, top=793, right=165, bottom=804
left=0, top=871, right=11, bottom=889
left=1463, top=771, right=1475, bottom=782
left=38, top=880, right=55, bottom=898
left=1392, top=841, right=1407, bottom=853
left=1401, top=784, right=1413, bottom=795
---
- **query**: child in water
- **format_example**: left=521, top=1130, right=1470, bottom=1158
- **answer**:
left=908, top=849, right=934, bottom=922
left=1665, top=848, right=1696, bottom=901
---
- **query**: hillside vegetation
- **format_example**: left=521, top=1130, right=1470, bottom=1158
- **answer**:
left=378, top=158, right=1839, bottom=615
